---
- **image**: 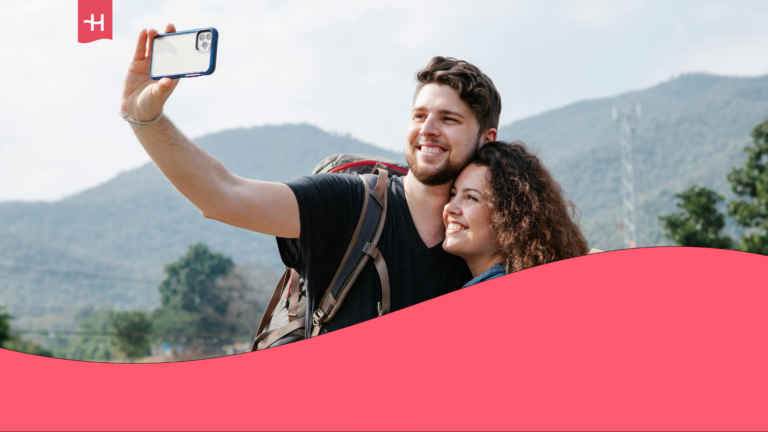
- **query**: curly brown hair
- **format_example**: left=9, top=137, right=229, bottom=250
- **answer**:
left=472, top=141, right=589, bottom=273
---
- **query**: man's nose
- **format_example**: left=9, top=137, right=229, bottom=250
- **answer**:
left=420, top=114, right=440, bottom=138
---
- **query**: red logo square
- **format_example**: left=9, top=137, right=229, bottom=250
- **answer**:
left=78, top=0, right=112, bottom=43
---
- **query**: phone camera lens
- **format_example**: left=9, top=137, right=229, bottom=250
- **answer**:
left=206, top=33, right=212, bottom=41
left=202, top=41, right=209, bottom=49
left=199, top=34, right=205, bottom=41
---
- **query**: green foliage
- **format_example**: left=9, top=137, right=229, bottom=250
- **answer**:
left=159, top=243, right=233, bottom=315
left=64, top=306, right=120, bottom=361
left=0, top=304, right=11, bottom=347
left=153, top=244, right=249, bottom=352
left=0, top=303, right=54, bottom=357
left=658, top=186, right=734, bottom=249
left=109, top=310, right=152, bottom=362
left=727, top=120, right=768, bottom=254
left=659, top=119, right=768, bottom=255
left=151, top=308, right=203, bottom=337
left=2, top=337, right=53, bottom=357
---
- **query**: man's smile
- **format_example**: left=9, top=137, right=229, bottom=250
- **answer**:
left=415, top=142, right=448, bottom=158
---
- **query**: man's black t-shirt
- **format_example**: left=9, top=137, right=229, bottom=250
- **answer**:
left=276, top=173, right=473, bottom=334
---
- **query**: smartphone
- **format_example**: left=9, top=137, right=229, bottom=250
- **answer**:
left=149, top=28, right=218, bottom=80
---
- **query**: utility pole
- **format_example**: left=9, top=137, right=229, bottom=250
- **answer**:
left=612, top=102, right=641, bottom=249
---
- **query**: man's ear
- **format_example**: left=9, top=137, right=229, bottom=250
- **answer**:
left=479, top=128, right=498, bottom=147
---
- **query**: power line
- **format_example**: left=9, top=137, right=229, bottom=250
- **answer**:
left=0, top=263, right=159, bottom=285
left=13, top=328, right=254, bottom=339
left=0, top=264, right=255, bottom=292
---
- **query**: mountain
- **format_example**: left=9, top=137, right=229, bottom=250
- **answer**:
left=499, top=73, right=768, bottom=249
left=3, top=73, right=768, bottom=317
left=0, top=124, right=404, bottom=316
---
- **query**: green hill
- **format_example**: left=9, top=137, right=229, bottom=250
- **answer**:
left=499, top=73, right=768, bottom=249
left=0, top=124, right=404, bottom=316
left=2, top=73, right=768, bottom=317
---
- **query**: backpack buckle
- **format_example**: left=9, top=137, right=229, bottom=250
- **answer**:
left=362, top=242, right=378, bottom=258
left=312, top=309, right=325, bottom=326
left=377, top=302, right=383, bottom=317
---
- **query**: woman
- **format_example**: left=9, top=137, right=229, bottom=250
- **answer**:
left=443, top=141, right=590, bottom=288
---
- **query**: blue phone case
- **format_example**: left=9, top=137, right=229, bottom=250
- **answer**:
left=149, top=28, right=218, bottom=80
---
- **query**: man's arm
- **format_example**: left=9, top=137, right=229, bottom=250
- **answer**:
left=120, top=24, right=299, bottom=239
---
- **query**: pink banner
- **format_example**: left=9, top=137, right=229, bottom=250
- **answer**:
left=1, top=247, right=767, bottom=430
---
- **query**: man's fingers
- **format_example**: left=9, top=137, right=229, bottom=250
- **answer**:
left=132, top=29, right=148, bottom=61
left=159, top=78, right=178, bottom=89
left=145, top=29, right=159, bottom=58
left=135, top=25, right=174, bottom=61
left=152, top=78, right=180, bottom=102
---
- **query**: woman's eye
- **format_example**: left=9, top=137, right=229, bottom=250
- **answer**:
left=468, top=194, right=479, bottom=202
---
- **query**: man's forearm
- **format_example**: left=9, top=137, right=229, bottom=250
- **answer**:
left=130, top=115, right=234, bottom=219
left=119, top=26, right=300, bottom=237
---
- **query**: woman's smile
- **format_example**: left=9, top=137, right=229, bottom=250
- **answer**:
left=442, top=163, right=502, bottom=275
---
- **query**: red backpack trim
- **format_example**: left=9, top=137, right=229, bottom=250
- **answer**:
left=329, top=161, right=408, bottom=175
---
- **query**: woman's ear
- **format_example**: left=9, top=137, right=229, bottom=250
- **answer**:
left=479, top=128, right=498, bottom=146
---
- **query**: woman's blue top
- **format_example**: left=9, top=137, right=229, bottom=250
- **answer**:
left=462, top=263, right=507, bottom=288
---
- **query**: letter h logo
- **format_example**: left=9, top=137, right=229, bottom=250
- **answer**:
left=84, top=14, right=104, bottom=32
left=78, top=0, right=112, bottom=43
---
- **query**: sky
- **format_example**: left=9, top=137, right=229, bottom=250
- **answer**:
left=1, top=0, right=768, bottom=202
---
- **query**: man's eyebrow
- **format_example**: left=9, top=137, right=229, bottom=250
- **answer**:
left=411, top=107, right=467, bottom=119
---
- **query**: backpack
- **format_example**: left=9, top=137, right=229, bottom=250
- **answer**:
left=251, top=154, right=408, bottom=351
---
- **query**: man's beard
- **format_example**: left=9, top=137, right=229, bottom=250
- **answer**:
left=405, top=140, right=478, bottom=186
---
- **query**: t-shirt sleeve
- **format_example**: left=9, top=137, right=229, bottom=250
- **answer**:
left=276, top=173, right=365, bottom=273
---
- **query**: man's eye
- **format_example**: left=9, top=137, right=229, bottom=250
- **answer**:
left=444, top=117, right=456, bottom=122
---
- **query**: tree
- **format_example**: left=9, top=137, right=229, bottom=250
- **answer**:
left=1, top=303, right=53, bottom=357
left=158, top=243, right=233, bottom=317
left=658, top=186, right=734, bottom=249
left=2, top=338, right=53, bottom=357
left=727, top=120, right=768, bottom=255
left=153, top=243, right=236, bottom=353
left=0, top=304, right=12, bottom=347
left=109, top=310, right=153, bottom=362
left=65, top=305, right=120, bottom=361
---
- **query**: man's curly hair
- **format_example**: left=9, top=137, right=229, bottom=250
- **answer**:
left=472, top=141, right=589, bottom=273
left=415, top=56, right=501, bottom=134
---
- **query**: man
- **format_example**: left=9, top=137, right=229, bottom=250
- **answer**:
left=120, top=24, right=502, bottom=337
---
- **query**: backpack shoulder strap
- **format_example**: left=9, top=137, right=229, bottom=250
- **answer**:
left=251, top=268, right=302, bottom=351
left=309, top=164, right=391, bottom=337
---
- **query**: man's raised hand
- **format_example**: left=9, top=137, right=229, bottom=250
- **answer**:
left=121, top=24, right=302, bottom=239
left=120, top=23, right=180, bottom=122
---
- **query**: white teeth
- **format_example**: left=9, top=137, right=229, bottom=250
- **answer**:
left=420, top=146, right=445, bottom=154
left=448, top=223, right=466, bottom=231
